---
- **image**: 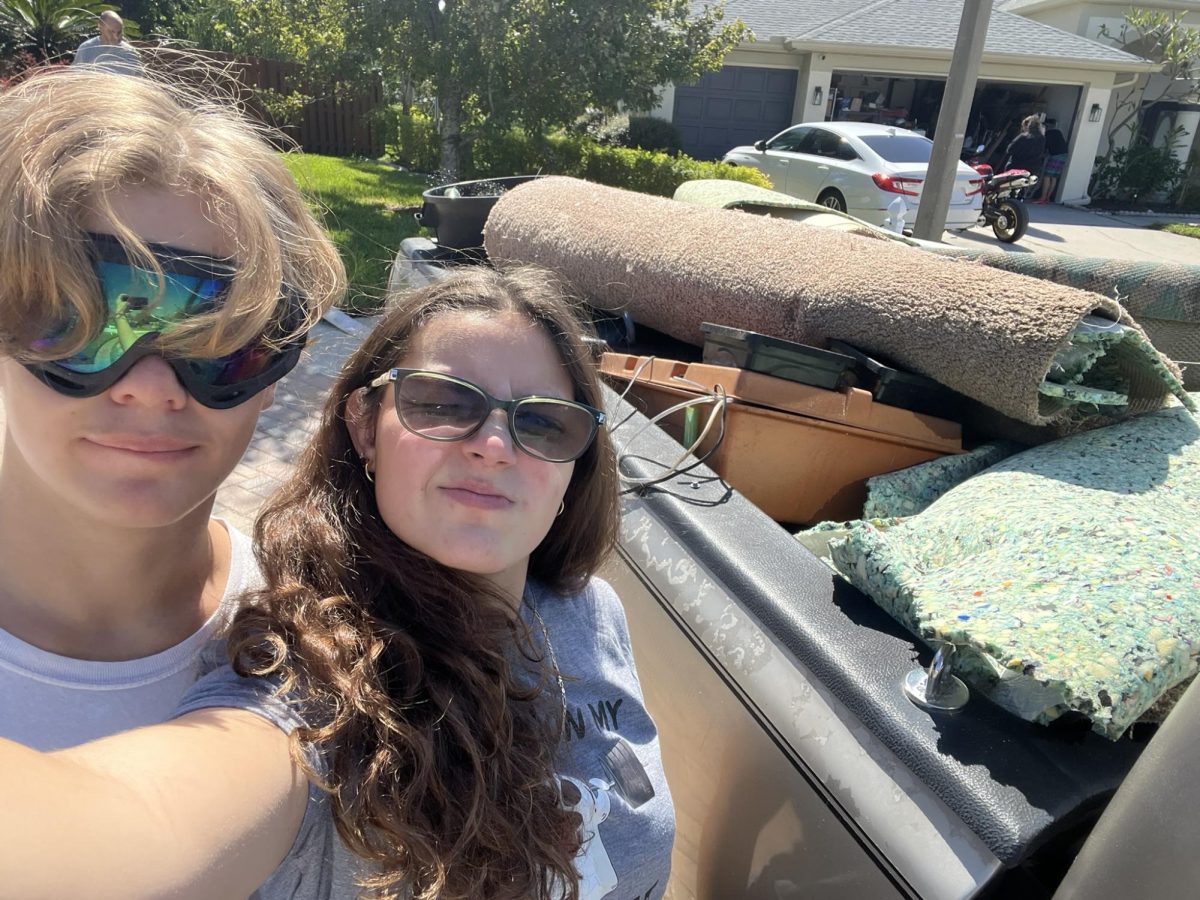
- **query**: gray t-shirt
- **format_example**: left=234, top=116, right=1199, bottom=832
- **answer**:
left=524, top=577, right=675, bottom=900
left=71, top=36, right=142, bottom=75
left=175, top=576, right=675, bottom=899
left=174, top=645, right=349, bottom=900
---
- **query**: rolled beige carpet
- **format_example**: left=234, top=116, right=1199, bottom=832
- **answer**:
left=484, top=176, right=1188, bottom=428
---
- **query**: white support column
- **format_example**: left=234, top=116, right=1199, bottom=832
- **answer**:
left=795, top=55, right=833, bottom=124
left=649, top=83, right=676, bottom=122
left=1061, top=83, right=1110, bottom=204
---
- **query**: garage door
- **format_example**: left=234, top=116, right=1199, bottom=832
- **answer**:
left=674, top=65, right=797, bottom=161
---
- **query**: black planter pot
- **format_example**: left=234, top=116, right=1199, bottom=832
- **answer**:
left=415, top=175, right=544, bottom=252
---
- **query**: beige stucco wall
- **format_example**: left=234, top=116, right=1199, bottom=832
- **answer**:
left=1021, top=5, right=1087, bottom=32
left=1011, top=0, right=1200, bottom=34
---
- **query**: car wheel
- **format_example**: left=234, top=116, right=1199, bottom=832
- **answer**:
left=817, top=190, right=847, bottom=213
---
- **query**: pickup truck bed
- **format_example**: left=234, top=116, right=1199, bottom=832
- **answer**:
left=605, top=388, right=1146, bottom=898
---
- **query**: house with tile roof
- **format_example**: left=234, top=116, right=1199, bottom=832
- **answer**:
left=654, top=0, right=1162, bottom=204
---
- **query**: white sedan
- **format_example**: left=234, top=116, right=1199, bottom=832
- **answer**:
left=722, top=121, right=984, bottom=231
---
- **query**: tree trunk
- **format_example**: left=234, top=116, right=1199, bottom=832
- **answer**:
left=439, top=84, right=465, bottom=181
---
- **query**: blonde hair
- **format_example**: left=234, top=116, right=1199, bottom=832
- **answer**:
left=0, top=65, right=345, bottom=362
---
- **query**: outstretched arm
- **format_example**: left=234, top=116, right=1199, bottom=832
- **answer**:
left=0, top=708, right=307, bottom=900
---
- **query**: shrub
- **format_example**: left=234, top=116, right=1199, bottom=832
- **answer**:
left=385, top=116, right=774, bottom=195
left=0, top=50, right=42, bottom=90
left=1091, top=141, right=1186, bottom=203
left=582, top=143, right=772, bottom=195
left=467, top=128, right=588, bottom=180
left=380, top=107, right=440, bottom=174
left=253, top=87, right=310, bottom=130
left=466, top=128, right=772, bottom=195
left=627, top=116, right=683, bottom=155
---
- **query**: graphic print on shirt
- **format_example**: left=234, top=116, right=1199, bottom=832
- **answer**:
left=559, top=774, right=619, bottom=900
left=552, top=725, right=658, bottom=899
left=525, top=579, right=673, bottom=900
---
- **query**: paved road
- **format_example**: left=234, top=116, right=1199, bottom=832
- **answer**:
left=941, top=203, right=1199, bottom=263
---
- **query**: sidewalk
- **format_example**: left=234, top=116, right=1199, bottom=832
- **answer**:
left=940, top=203, right=1199, bottom=263
left=213, top=316, right=373, bottom=533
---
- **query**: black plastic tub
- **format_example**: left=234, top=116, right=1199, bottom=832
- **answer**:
left=829, top=339, right=968, bottom=419
left=415, top=175, right=543, bottom=251
left=700, top=322, right=858, bottom=391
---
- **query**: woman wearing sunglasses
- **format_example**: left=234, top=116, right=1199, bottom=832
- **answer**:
left=0, top=68, right=349, bottom=897
left=206, top=267, right=675, bottom=899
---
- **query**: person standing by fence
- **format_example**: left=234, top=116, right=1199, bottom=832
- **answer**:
left=72, top=10, right=143, bottom=76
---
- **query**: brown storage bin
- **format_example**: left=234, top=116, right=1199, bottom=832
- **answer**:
left=601, top=353, right=962, bottom=524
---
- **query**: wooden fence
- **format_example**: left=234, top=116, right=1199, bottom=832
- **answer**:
left=146, top=49, right=385, bottom=157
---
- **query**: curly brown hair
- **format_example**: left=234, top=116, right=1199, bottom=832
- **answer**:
left=228, top=266, right=620, bottom=899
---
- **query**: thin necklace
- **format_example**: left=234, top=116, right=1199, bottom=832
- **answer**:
left=527, top=600, right=569, bottom=735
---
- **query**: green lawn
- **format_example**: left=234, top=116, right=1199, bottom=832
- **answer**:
left=1150, top=222, right=1200, bottom=240
left=282, top=154, right=430, bottom=312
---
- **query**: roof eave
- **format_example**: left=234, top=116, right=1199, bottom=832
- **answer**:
left=781, top=38, right=1160, bottom=73
left=997, top=0, right=1076, bottom=13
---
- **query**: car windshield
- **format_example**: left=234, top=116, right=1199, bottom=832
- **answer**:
left=859, top=134, right=933, bottom=163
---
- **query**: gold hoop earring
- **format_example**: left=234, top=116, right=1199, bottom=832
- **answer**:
left=557, top=500, right=565, bottom=517
left=363, top=459, right=375, bottom=483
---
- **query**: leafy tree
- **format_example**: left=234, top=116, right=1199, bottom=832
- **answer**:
left=174, top=0, right=359, bottom=84
left=116, top=0, right=178, bottom=37
left=369, top=0, right=748, bottom=178
left=1097, top=8, right=1200, bottom=153
left=0, top=0, right=128, bottom=62
left=171, top=0, right=370, bottom=126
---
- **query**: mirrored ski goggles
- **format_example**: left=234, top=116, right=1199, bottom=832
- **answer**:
left=23, top=232, right=307, bottom=409
left=367, top=368, right=605, bottom=463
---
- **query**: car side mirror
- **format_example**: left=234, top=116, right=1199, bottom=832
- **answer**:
left=753, top=140, right=767, bottom=152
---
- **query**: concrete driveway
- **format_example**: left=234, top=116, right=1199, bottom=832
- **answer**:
left=941, top=204, right=1199, bottom=263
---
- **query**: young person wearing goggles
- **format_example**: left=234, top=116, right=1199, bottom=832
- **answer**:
left=0, top=67, right=348, bottom=898
left=210, top=267, right=675, bottom=899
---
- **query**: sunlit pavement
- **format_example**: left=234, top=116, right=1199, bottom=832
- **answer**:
left=940, top=202, right=1199, bottom=264
left=212, top=315, right=374, bottom=533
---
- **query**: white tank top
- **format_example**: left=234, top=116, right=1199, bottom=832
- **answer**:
left=0, top=523, right=257, bottom=751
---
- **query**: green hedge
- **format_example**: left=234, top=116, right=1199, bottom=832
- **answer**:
left=627, top=115, right=683, bottom=155
left=383, top=109, right=772, bottom=195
